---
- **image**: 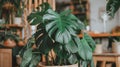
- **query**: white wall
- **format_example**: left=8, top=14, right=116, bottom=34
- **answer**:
left=118, top=9, right=120, bottom=25
left=89, top=0, right=120, bottom=33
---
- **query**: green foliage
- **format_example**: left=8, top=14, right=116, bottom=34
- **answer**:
left=15, top=7, right=23, bottom=17
left=0, top=0, right=21, bottom=9
left=0, top=0, right=24, bottom=23
left=20, top=2, right=96, bottom=67
left=4, top=33, right=19, bottom=43
left=106, top=0, right=120, bottom=17
left=112, top=36, right=120, bottom=42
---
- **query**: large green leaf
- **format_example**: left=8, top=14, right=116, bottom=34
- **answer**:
left=27, top=2, right=52, bottom=25
left=27, top=11, right=43, bottom=25
left=83, top=33, right=96, bottom=52
left=53, top=43, right=69, bottom=59
left=68, top=54, right=77, bottom=64
left=29, top=53, right=41, bottom=67
left=78, top=38, right=92, bottom=60
left=20, top=48, right=33, bottom=67
left=65, top=36, right=79, bottom=53
left=106, top=0, right=120, bottom=17
left=43, top=9, right=85, bottom=44
left=53, top=43, right=71, bottom=65
left=35, top=23, right=54, bottom=54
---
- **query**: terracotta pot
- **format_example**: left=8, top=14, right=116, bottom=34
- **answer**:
left=18, top=40, right=25, bottom=47
left=3, top=39, right=16, bottom=48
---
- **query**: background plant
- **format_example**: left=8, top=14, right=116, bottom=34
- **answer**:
left=0, top=0, right=24, bottom=23
left=106, top=0, right=120, bottom=17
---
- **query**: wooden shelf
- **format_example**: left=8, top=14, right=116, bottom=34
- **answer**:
left=0, top=24, right=24, bottom=38
left=79, top=32, right=120, bottom=38
left=2, top=24, right=24, bottom=29
left=72, top=11, right=86, bottom=15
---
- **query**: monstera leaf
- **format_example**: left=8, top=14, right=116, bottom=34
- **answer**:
left=35, top=23, right=54, bottom=54
left=28, top=3, right=52, bottom=25
left=83, top=33, right=96, bottom=52
left=43, top=9, right=85, bottom=44
left=106, top=0, right=120, bottom=17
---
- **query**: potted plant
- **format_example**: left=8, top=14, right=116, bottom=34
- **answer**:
left=3, top=33, right=19, bottom=48
left=94, top=39, right=103, bottom=54
left=13, top=6, right=24, bottom=25
left=19, top=2, right=96, bottom=67
left=0, top=0, right=23, bottom=24
left=111, top=37, right=120, bottom=53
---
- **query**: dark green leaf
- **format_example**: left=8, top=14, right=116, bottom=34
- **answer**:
left=106, top=0, right=120, bottom=17
left=83, top=33, right=96, bottom=52
left=53, top=43, right=68, bottom=59
left=65, top=37, right=79, bottom=53
left=43, top=9, right=85, bottom=44
left=27, top=2, right=52, bottom=25
left=36, top=33, right=54, bottom=54
left=27, top=12, right=42, bottom=25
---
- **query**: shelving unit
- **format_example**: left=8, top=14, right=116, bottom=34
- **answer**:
left=79, top=32, right=120, bottom=38
left=56, top=0, right=90, bottom=22
left=0, top=24, right=23, bottom=38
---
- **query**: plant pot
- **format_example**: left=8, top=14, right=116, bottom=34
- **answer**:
left=0, top=19, right=5, bottom=24
left=14, top=17, right=22, bottom=25
left=30, top=25, right=36, bottom=35
left=112, top=42, right=120, bottom=53
left=18, top=40, right=25, bottom=47
left=94, top=44, right=102, bottom=54
left=37, top=63, right=78, bottom=67
left=3, top=38, right=16, bottom=48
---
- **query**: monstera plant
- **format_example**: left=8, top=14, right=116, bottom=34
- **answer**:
left=19, top=3, right=96, bottom=67
left=106, top=0, right=120, bottom=17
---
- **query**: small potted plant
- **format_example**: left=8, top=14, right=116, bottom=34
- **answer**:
left=112, top=37, right=120, bottom=53
left=0, top=0, right=23, bottom=24
left=14, top=6, right=23, bottom=25
left=3, top=33, right=18, bottom=48
left=19, top=2, right=96, bottom=67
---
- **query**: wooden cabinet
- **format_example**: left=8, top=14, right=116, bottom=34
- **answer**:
left=0, top=49, right=12, bottom=67
left=56, top=0, right=90, bottom=22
